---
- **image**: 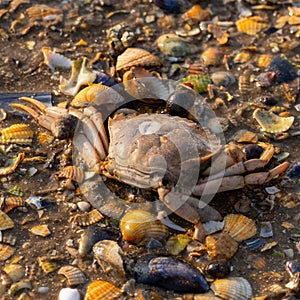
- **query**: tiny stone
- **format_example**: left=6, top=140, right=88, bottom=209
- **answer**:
left=145, top=15, right=155, bottom=24
left=283, top=248, right=294, bottom=259
left=58, top=288, right=80, bottom=300
left=265, top=186, right=281, bottom=195
left=66, top=239, right=74, bottom=247
left=38, top=286, right=49, bottom=294
left=77, top=201, right=91, bottom=212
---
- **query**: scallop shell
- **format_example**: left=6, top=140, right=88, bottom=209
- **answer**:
left=73, top=209, right=104, bottom=227
left=84, top=280, right=122, bottom=300
left=38, top=257, right=59, bottom=274
left=236, top=16, right=269, bottom=35
left=223, top=214, right=257, bottom=242
left=116, top=47, right=162, bottom=71
left=177, top=74, right=212, bottom=93
left=56, top=166, right=84, bottom=183
left=238, top=75, right=251, bottom=95
left=3, top=196, right=26, bottom=213
left=3, top=264, right=25, bottom=282
left=253, top=108, right=294, bottom=133
left=29, top=225, right=51, bottom=237
left=0, top=124, right=33, bottom=145
left=211, top=277, right=253, bottom=300
left=120, top=210, right=168, bottom=244
left=0, top=211, right=14, bottom=230
left=58, top=265, right=87, bottom=286
left=201, top=47, right=223, bottom=66
left=0, top=244, right=15, bottom=261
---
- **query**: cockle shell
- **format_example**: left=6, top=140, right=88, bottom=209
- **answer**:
left=120, top=210, right=168, bottom=244
left=56, top=166, right=84, bottom=183
left=223, top=214, right=257, bottom=242
left=116, top=47, right=162, bottom=71
left=253, top=108, right=294, bottom=134
left=58, top=265, right=87, bottom=286
left=0, top=124, right=33, bottom=144
left=29, top=225, right=51, bottom=237
left=84, top=280, right=122, bottom=300
left=3, top=196, right=26, bottom=213
left=211, top=277, right=253, bottom=300
left=0, top=211, right=14, bottom=230
left=236, top=16, right=269, bottom=35
left=73, top=209, right=104, bottom=227
left=0, top=244, right=15, bottom=261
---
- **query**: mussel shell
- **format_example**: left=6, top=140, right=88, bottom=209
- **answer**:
left=203, top=260, right=231, bottom=279
left=152, top=0, right=187, bottom=14
left=286, top=161, right=300, bottom=179
left=286, top=260, right=300, bottom=278
left=134, top=256, right=209, bottom=293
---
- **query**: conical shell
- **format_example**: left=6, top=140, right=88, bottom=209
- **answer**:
left=211, top=277, right=253, bottom=300
left=56, top=166, right=84, bottom=183
left=0, top=211, right=14, bottom=230
left=3, top=264, right=25, bottom=282
left=0, top=124, right=33, bottom=144
left=120, top=210, right=168, bottom=244
left=84, top=280, right=122, bottom=300
left=73, top=209, right=104, bottom=227
left=116, top=47, right=162, bottom=71
left=236, top=16, right=269, bottom=35
left=223, top=214, right=257, bottom=242
left=58, top=265, right=86, bottom=286
left=253, top=108, right=294, bottom=134
left=0, top=244, right=15, bottom=261
left=29, top=225, right=51, bottom=237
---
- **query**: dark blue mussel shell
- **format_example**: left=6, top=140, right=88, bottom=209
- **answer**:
left=134, top=256, right=209, bottom=293
left=152, top=0, right=184, bottom=14
left=94, top=72, right=117, bottom=87
left=286, top=260, right=300, bottom=278
left=286, top=161, right=300, bottom=180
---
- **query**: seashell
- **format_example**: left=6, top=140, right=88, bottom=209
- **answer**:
left=202, top=259, right=231, bottom=278
left=246, top=238, right=266, bottom=251
left=120, top=210, right=168, bottom=244
left=256, top=54, right=273, bottom=69
left=116, top=47, right=162, bottom=71
left=246, top=254, right=267, bottom=269
left=58, top=288, right=80, bottom=300
left=0, top=124, right=33, bottom=145
left=58, top=265, right=87, bottom=286
left=233, top=51, right=252, bottom=64
left=152, top=0, right=189, bottom=14
left=166, top=234, right=192, bottom=255
left=235, top=130, right=258, bottom=144
left=93, top=240, right=125, bottom=282
left=236, top=16, right=269, bottom=35
left=0, top=244, right=15, bottom=261
left=0, top=232, right=17, bottom=246
left=286, top=161, right=300, bottom=179
left=73, top=209, right=104, bottom=227
left=205, top=232, right=238, bottom=260
left=211, top=277, right=253, bottom=300
left=7, top=185, right=23, bottom=197
left=0, top=211, right=14, bottom=230
left=223, top=214, right=257, bottom=242
left=286, top=260, right=300, bottom=278
left=42, top=47, right=72, bottom=71
left=238, top=75, right=251, bottom=95
left=0, top=152, right=25, bottom=176
left=26, top=196, right=55, bottom=210
left=182, top=5, right=210, bottom=23
left=253, top=108, right=294, bottom=134
left=207, top=24, right=229, bottom=45
left=16, top=292, right=31, bottom=300
left=38, top=256, right=59, bottom=274
left=201, top=47, right=223, bottom=66
left=256, top=71, right=277, bottom=88
left=267, top=56, right=298, bottom=84
left=8, top=279, right=32, bottom=296
left=56, top=166, right=84, bottom=183
left=3, top=264, right=25, bottom=282
left=3, top=196, right=26, bottom=213
left=84, top=280, right=122, bottom=300
left=203, top=220, right=224, bottom=235
left=95, top=72, right=116, bottom=86
left=177, top=74, right=212, bottom=93
left=29, top=225, right=51, bottom=237
left=211, top=71, right=235, bottom=87
left=260, top=221, right=273, bottom=238
left=134, top=256, right=209, bottom=292
left=187, top=61, right=208, bottom=75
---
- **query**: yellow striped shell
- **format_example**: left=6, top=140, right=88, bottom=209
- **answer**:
left=0, top=124, right=33, bottom=145
left=3, top=196, right=26, bottom=213
left=58, top=265, right=86, bottom=286
left=116, top=47, right=162, bottom=71
left=38, top=256, right=59, bottom=274
left=223, top=214, right=257, bottom=242
left=253, top=108, right=294, bottom=134
left=236, top=16, right=269, bottom=35
left=120, top=210, right=168, bottom=244
left=84, top=280, right=122, bottom=300
left=211, top=277, right=253, bottom=300
left=256, top=54, right=273, bottom=69
left=0, top=211, right=14, bottom=230
left=0, top=244, right=15, bottom=261
left=73, top=209, right=104, bottom=226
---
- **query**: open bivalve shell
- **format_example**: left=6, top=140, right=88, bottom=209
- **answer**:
left=84, top=280, right=122, bottom=300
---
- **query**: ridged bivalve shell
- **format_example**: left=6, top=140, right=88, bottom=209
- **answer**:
left=177, top=75, right=212, bottom=93
left=134, top=256, right=209, bottom=292
left=38, top=256, right=60, bottom=274
left=73, top=209, right=104, bottom=227
left=120, top=210, right=168, bottom=244
left=236, top=16, right=269, bottom=35
left=3, top=264, right=25, bottom=282
left=84, top=280, right=122, bottom=300
left=0, top=232, right=17, bottom=245
left=56, top=166, right=84, bottom=183
left=116, top=47, right=162, bottom=71
left=201, top=47, right=223, bottom=66
left=58, top=265, right=87, bottom=286
left=0, top=211, right=14, bottom=230
left=29, top=225, right=51, bottom=237
left=0, top=244, right=15, bottom=261
left=253, top=108, right=294, bottom=134
left=223, top=214, right=257, bottom=242
left=211, top=277, right=253, bottom=300
left=3, top=196, right=26, bottom=213
left=0, top=124, right=33, bottom=145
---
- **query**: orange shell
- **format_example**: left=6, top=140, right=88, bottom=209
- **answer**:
left=29, top=225, right=51, bottom=237
left=85, top=280, right=122, bottom=300
left=201, top=47, right=223, bottom=66
left=3, top=197, right=26, bottom=213
left=0, top=211, right=14, bottom=230
left=116, top=48, right=162, bottom=71
left=56, top=166, right=84, bottom=183
left=0, top=244, right=15, bottom=261
left=58, top=265, right=86, bottom=286
left=73, top=209, right=104, bottom=227
left=236, top=16, right=268, bottom=35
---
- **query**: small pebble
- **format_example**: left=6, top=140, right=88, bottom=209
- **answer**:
left=38, top=286, right=49, bottom=294
left=58, top=288, right=80, bottom=300
left=66, top=239, right=74, bottom=247
left=145, top=15, right=155, bottom=23
left=77, top=201, right=91, bottom=212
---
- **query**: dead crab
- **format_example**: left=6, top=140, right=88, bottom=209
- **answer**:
left=10, top=84, right=289, bottom=227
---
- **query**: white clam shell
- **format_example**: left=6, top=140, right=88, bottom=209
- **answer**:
left=58, top=288, right=80, bottom=300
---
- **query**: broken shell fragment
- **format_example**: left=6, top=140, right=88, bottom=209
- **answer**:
left=177, top=75, right=212, bottom=93
left=84, top=280, right=122, bottom=300
left=56, top=166, right=84, bottom=183
left=166, top=234, right=192, bottom=255
left=38, top=256, right=59, bottom=274
left=29, top=225, right=51, bottom=237
left=253, top=108, right=294, bottom=134
left=0, top=124, right=33, bottom=145
left=73, top=209, right=104, bottom=227
left=223, top=214, right=257, bottom=242
left=236, top=16, right=269, bottom=35
left=0, top=244, right=15, bottom=261
left=0, top=153, right=25, bottom=176
left=0, top=211, right=14, bottom=230
left=211, top=277, right=253, bottom=300
left=120, top=210, right=168, bottom=244
left=58, top=265, right=86, bottom=286
left=42, top=47, right=72, bottom=71
left=58, top=288, right=80, bottom=300
left=3, top=264, right=25, bottom=282
left=3, top=196, right=26, bottom=213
